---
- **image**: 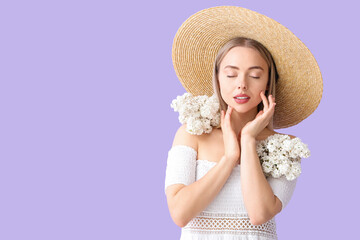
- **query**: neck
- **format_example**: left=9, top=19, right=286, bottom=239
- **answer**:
left=230, top=106, right=259, bottom=137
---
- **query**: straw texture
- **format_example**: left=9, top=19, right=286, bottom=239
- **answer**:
left=172, top=6, right=323, bottom=129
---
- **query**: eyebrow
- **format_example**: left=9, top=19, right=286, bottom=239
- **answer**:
left=224, top=65, right=264, bottom=71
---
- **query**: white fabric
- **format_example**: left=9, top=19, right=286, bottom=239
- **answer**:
left=164, top=145, right=197, bottom=192
left=267, top=175, right=297, bottom=211
left=164, top=137, right=304, bottom=240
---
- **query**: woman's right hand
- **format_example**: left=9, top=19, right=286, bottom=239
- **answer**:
left=220, top=105, right=241, bottom=167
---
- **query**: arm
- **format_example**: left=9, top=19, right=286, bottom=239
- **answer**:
left=240, top=135, right=282, bottom=225
left=166, top=156, right=235, bottom=227
left=165, top=124, right=235, bottom=228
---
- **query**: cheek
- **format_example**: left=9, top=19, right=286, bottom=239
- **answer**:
left=254, top=82, right=268, bottom=95
left=219, top=87, right=227, bottom=101
left=219, top=81, right=231, bottom=99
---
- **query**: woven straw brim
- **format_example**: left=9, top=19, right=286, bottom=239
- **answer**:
left=172, top=6, right=323, bottom=129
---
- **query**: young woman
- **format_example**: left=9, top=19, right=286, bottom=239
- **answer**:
left=165, top=6, right=322, bottom=240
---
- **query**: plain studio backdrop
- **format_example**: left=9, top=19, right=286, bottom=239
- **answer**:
left=0, top=0, right=359, bottom=239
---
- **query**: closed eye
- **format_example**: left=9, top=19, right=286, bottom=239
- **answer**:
left=226, top=76, right=260, bottom=79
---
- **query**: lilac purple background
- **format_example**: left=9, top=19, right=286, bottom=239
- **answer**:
left=0, top=0, right=359, bottom=239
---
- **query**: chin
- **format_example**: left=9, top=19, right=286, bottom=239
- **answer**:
left=232, top=105, right=252, bottom=113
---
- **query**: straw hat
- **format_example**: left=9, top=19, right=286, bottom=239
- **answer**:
left=172, top=6, right=323, bottom=129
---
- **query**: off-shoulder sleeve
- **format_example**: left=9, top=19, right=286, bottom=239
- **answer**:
left=267, top=175, right=297, bottom=211
left=164, top=145, right=197, bottom=193
left=260, top=134, right=310, bottom=211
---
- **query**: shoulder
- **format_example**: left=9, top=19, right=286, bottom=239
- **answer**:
left=172, top=124, right=199, bottom=151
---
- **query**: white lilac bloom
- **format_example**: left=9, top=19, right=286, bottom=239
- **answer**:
left=271, top=168, right=282, bottom=178
left=186, top=117, right=203, bottom=135
left=262, top=161, right=272, bottom=173
left=210, top=115, right=220, bottom=127
left=256, top=134, right=310, bottom=180
left=200, top=104, right=212, bottom=119
left=171, top=92, right=221, bottom=135
left=278, top=161, right=291, bottom=175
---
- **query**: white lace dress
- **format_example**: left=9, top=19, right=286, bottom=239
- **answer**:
left=164, top=134, right=310, bottom=240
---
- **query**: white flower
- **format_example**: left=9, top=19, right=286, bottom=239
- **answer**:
left=278, top=161, right=291, bottom=175
left=170, top=92, right=221, bottom=135
left=200, top=105, right=212, bottom=118
left=186, top=117, right=203, bottom=135
left=282, top=139, right=293, bottom=151
left=257, top=134, right=311, bottom=180
left=267, top=143, right=277, bottom=153
left=262, top=161, right=273, bottom=173
left=271, top=168, right=282, bottom=178
left=178, top=114, right=187, bottom=124
left=210, top=115, right=220, bottom=127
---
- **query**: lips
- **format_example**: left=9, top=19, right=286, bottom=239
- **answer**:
left=234, top=94, right=250, bottom=98
left=234, top=98, right=250, bottom=104
left=234, top=93, right=250, bottom=104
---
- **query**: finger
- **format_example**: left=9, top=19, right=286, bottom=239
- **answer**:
left=268, top=94, right=274, bottom=107
left=268, top=95, right=276, bottom=112
left=262, top=101, right=275, bottom=123
left=261, top=91, right=269, bottom=112
left=226, top=105, right=233, bottom=121
left=221, top=110, right=225, bottom=126
left=225, top=106, right=234, bottom=131
left=256, top=110, right=263, bottom=118
left=223, top=107, right=229, bottom=127
left=271, top=95, right=276, bottom=109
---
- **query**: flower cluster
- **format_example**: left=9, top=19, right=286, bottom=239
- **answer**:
left=170, top=92, right=221, bottom=135
left=256, top=134, right=311, bottom=181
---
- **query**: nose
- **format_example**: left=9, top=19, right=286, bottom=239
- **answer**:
left=236, top=75, right=247, bottom=90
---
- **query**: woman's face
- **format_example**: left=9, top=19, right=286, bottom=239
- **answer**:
left=218, top=46, right=269, bottom=114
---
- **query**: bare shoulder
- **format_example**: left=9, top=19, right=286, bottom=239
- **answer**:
left=172, top=124, right=198, bottom=151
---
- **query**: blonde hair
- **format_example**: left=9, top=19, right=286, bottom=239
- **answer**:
left=212, top=37, right=279, bottom=131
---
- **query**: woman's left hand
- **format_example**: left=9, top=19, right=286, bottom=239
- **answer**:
left=241, top=91, right=276, bottom=139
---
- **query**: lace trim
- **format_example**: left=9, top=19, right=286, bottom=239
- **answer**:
left=183, top=211, right=277, bottom=238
